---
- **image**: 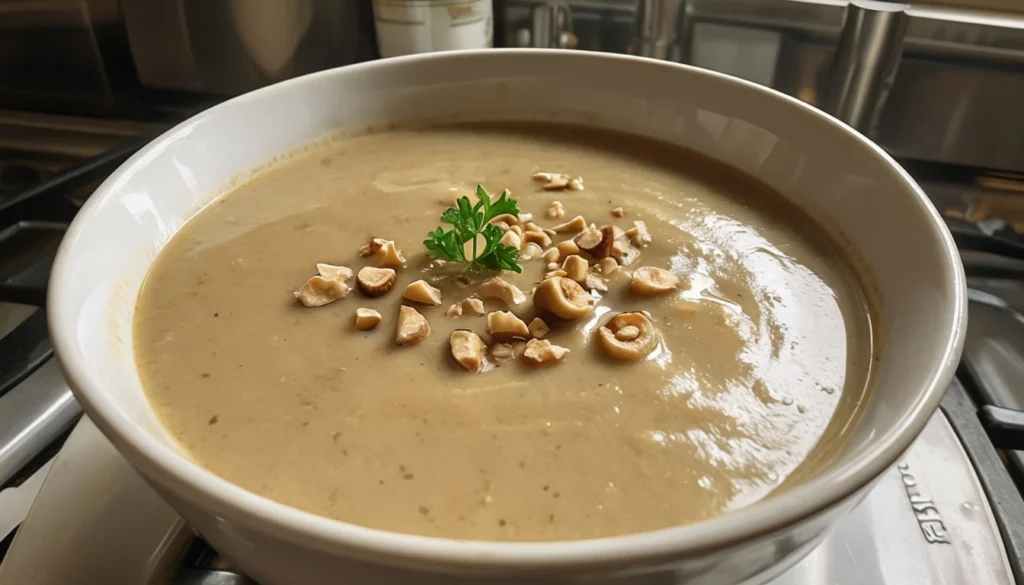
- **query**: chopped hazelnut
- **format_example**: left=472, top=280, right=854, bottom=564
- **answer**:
left=528, top=318, right=550, bottom=338
left=598, top=312, right=660, bottom=361
left=522, top=339, right=570, bottom=365
left=491, top=342, right=515, bottom=361
left=522, top=230, right=552, bottom=248
left=354, top=308, right=382, bottom=330
left=576, top=225, right=615, bottom=259
left=556, top=240, right=580, bottom=257
left=402, top=279, right=443, bottom=305
left=546, top=201, right=565, bottom=219
left=546, top=262, right=559, bottom=271
left=499, top=229, right=521, bottom=250
left=630, top=266, right=680, bottom=296
left=509, top=224, right=524, bottom=237
left=545, top=269, right=568, bottom=279
left=356, top=266, right=397, bottom=297
left=533, top=276, right=596, bottom=320
left=396, top=305, right=430, bottom=346
left=552, top=215, right=587, bottom=234
left=486, top=311, right=531, bottom=339
left=597, top=257, right=619, bottom=275
left=447, top=297, right=485, bottom=317
left=562, top=255, right=589, bottom=284
left=478, top=277, right=527, bottom=307
left=490, top=213, right=519, bottom=226
left=316, top=263, right=353, bottom=282
left=585, top=273, right=609, bottom=292
left=296, top=276, right=350, bottom=307
left=611, top=237, right=640, bottom=266
left=450, top=330, right=487, bottom=372
left=375, top=239, right=406, bottom=268
left=492, top=221, right=510, bottom=232
left=519, top=212, right=534, bottom=223
left=542, top=248, right=560, bottom=263
left=611, top=207, right=625, bottom=218
left=626, top=220, right=652, bottom=248
left=521, top=242, right=544, bottom=261
left=358, top=238, right=385, bottom=257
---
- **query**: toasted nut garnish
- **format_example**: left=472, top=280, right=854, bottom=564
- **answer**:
left=568, top=177, right=584, bottom=191
left=375, top=239, right=406, bottom=268
left=598, top=312, right=659, bottom=361
left=296, top=276, right=350, bottom=307
left=519, top=213, right=534, bottom=222
left=402, top=279, right=443, bottom=305
left=358, top=238, right=385, bottom=257
left=542, top=248, right=560, bottom=263
left=615, top=325, right=640, bottom=341
left=316, top=263, right=354, bottom=282
left=396, top=305, right=430, bottom=346
left=528, top=318, right=550, bottom=338
left=522, top=339, right=570, bottom=365
left=522, top=230, right=552, bottom=248
left=491, top=342, right=515, bottom=361
left=556, top=240, right=580, bottom=257
left=546, top=201, right=565, bottom=219
left=478, top=277, right=527, bottom=307
left=576, top=225, right=614, bottom=259
left=492, top=221, right=510, bottom=232
left=487, top=311, right=531, bottom=339
left=626, top=220, right=652, bottom=248
left=573, top=225, right=603, bottom=254
left=562, top=255, right=589, bottom=283
left=611, top=207, right=625, bottom=218
left=357, top=266, right=397, bottom=297
left=354, top=308, right=382, bottom=330
left=499, top=229, right=521, bottom=250
left=533, top=172, right=569, bottom=189
left=611, top=237, right=640, bottom=266
left=552, top=215, right=587, bottom=234
left=509, top=225, right=524, bottom=237
left=533, top=276, right=596, bottom=319
left=546, top=269, right=568, bottom=279
left=521, top=242, right=543, bottom=261
left=491, top=213, right=519, bottom=226
left=450, top=330, right=487, bottom=372
left=585, top=273, right=609, bottom=292
left=447, top=298, right=485, bottom=317
left=631, top=266, right=680, bottom=296
left=597, top=257, right=619, bottom=275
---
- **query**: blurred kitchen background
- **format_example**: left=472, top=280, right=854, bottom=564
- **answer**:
left=0, top=0, right=1022, bottom=173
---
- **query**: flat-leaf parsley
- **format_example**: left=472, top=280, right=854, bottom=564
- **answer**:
left=423, top=185, right=522, bottom=273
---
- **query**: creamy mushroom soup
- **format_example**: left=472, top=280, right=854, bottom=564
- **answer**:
left=134, top=123, right=876, bottom=541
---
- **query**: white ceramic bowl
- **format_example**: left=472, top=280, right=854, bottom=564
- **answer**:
left=48, top=50, right=966, bottom=585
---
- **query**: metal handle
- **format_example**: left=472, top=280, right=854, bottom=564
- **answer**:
left=825, top=0, right=910, bottom=132
left=630, top=0, right=684, bottom=60
left=531, top=1, right=576, bottom=49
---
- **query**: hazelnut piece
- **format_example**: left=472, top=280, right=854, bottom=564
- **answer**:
left=450, top=330, right=487, bottom=373
left=528, top=318, right=550, bottom=338
left=533, top=276, right=596, bottom=320
left=486, top=311, right=531, bottom=339
left=626, top=221, right=652, bottom=248
left=478, top=276, right=527, bottom=307
left=552, top=215, right=586, bottom=234
left=402, top=279, right=443, bottom=305
left=556, top=240, right=580, bottom=257
left=522, top=339, right=570, bottom=365
left=354, top=308, right=382, bottom=330
left=357, top=266, right=397, bottom=297
left=598, top=312, right=660, bottom=361
left=522, top=230, right=553, bottom=249
left=316, top=263, right=353, bottom=282
left=630, top=267, right=680, bottom=296
left=562, top=255, right=589, bottom=284
left=396, top=305, right=430, bottom=346
left=296, top=276, right=350, bottom=307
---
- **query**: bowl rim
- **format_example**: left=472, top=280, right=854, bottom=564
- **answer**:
left=47, top=49, right=967, bottom=572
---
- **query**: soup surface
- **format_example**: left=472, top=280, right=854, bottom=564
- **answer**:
left=134, top=123, right=875, bottom=541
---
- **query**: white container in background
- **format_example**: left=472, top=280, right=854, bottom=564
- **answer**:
left=372, top=0, right=493, bottom=58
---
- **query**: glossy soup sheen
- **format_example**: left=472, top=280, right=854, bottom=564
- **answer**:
left=134, top=123, right=876, bottom=542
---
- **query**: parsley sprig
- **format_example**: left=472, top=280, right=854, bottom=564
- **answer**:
left=424, top=185, right=522, bottom=273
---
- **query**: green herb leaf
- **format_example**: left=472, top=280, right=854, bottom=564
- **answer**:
left=423, top=185, right=522, bottom=273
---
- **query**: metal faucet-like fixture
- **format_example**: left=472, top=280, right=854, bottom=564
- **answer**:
left=825, top=0, right=910, bottom=133
left=630, top=0, right=685, bottom=60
